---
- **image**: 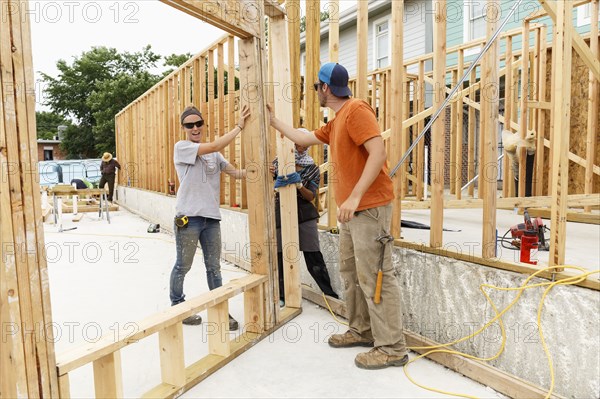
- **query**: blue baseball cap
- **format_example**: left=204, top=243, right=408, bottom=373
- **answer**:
left=318, top=63, right=352, bottom=97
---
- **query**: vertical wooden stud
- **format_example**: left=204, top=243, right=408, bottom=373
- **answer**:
left=430, top=0, right=446, bottom=247
left=158, top=323, right=185, bottom=387
left=548, top=1, right=573, bottom=270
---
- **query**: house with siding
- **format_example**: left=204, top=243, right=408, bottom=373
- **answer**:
left=299, top=0, right=433, bottom=76
left=301, top=0, right=599, bottom=82
left=446, top=0, right=599, bottom=64
left=299, top=0, right=599, bottom=187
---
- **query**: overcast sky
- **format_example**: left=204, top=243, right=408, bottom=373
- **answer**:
left=30, top=1, right=222, bottom=109
left=28, top=0, right=355, bottom=111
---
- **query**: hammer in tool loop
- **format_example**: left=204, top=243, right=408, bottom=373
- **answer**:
left=374, top=234, right=394, bottom=304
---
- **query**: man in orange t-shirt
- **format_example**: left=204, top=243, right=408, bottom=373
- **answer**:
left=267, top=62, right=408, bottom=369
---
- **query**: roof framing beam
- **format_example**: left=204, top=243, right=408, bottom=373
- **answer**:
left=160, top=0, right=283, bottom=39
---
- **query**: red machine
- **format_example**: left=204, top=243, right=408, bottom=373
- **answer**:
left=509, top=209, right=548, bottom=265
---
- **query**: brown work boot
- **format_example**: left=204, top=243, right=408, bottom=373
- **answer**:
left=328, top=330, right=374, bottom=348
left=228, top=314, right=239, bottom=331
left=354, top=347, right=409, bottom=370
left=182, top=314, right=202, bottom=326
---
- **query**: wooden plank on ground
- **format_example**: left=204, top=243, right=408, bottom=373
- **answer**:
left=302, top=285, right=347, bottom=316
left=56, top=274, right=267, bottom=375
left=404, top=331, right=565, bottom=399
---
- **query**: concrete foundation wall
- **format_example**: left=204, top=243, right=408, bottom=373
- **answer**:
left=118, top=187, right=599, bottom=398
left=115, top=187, right=251, bottom=270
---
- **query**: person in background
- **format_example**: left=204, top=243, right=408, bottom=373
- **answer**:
left=70, top=178, right=92, bottom=189
left=99, top=152, right=121, bottom=202
left=270, top=129, right=339, bottom=307
left=170, top=104, right=250, bottom=330
left=267, top=62, right=408, bottom=370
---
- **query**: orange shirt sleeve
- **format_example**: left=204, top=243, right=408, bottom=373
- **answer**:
left=346, top=101, right=381, bottom=146
left=313, top=120, right=333, bottom=145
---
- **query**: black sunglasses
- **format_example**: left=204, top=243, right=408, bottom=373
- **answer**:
left=313, top=82, right=324, bottom=91
left=183, top=120, right=204, bottom=129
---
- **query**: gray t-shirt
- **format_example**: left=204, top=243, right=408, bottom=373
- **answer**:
left=174, top=140, right=228, bottom=219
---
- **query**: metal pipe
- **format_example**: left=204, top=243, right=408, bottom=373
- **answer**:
left=461, top=153, right=505, bottom=191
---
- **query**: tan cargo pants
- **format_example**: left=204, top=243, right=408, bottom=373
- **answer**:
left=339, top=203, right=407, bottom=356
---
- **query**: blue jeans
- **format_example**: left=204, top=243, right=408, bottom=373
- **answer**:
left=170, top=216, right=222, bottom=305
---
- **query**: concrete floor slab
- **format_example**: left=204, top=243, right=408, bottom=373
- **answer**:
left=45, top=209, right=505, bottom=398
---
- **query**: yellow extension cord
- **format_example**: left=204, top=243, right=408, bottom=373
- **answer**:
left=322, top=266, right=600, bottom=399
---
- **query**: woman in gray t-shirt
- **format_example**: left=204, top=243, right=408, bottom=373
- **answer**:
left=170, top=104, right=250, bottom=330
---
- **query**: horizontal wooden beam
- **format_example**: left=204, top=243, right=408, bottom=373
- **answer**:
left=401, top=193, right=600, bottom=210
left=160, top=0, right=260, bottom=38
left=56, top=274, right=268, bottom=374
left=524, top=207, right=600, bottom=225
left=301, top=286, right=346, bottom=316
left=264, top=0, right=285, bottom=17
left=404, top=332, right=565, bottom=399
left=401, top=24, right=543, bottom=67
left=528, top=101, right=552, bottom=110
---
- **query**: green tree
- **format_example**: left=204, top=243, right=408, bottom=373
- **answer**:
left=61, top=124, right=94, bottom=159
left=300, top=11, right=330, bottom=33
left=41, top=45, right=162, bottom=158
left=163, top=53, right=193, bottom=76
left=35, top=111, right=72, bottom=140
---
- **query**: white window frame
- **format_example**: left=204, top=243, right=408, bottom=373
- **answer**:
left=372, top=15, right=391, bottom=70
left=300, top=53, right=306, bottom=75
left=463, top=1, right=486, bottom=56
left=577, top=3, right=600, bottom=27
